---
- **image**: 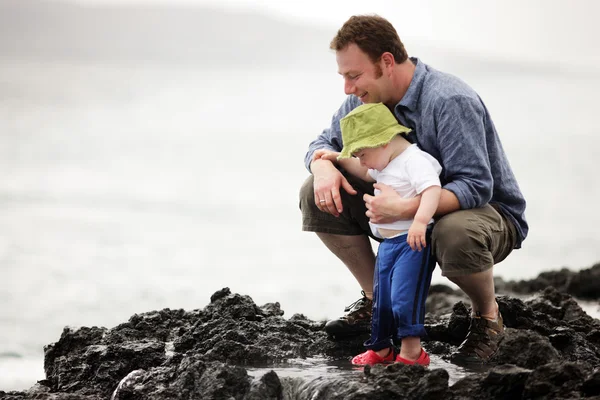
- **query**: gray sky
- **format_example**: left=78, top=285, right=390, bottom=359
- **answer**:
left=66, top=0, right=600, bottom=68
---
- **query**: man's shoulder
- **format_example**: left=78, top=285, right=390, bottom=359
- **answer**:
left=420, top=61, right=480, bottom=104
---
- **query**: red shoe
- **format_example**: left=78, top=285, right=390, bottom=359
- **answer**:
left=395, top=348, right=430, bottom=366
left=351, top=349, right=394, bottom=366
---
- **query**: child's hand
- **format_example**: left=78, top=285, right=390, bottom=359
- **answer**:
left=407, top=221, right=427, bottom=252
left=312, top=149, right=341, bottom=163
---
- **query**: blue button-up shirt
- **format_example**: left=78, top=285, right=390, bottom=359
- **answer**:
left=304, top=58, right=528, bottom=247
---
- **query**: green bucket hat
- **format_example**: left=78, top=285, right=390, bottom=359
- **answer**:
left=338, top=103, right=411, bottom=159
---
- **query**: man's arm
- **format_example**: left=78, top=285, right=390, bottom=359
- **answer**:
left=435, top=95, right=494, bottom=209
left=304, top=97, right=362, bottom=216
left=365, top=184, right=459, bottom=224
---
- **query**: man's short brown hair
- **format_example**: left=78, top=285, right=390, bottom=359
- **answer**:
left=330, top=15, right=408, bottom=64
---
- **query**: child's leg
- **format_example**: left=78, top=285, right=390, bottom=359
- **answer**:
left=399, top=336, right=422, bottom=360
left=351, top=241, right=398, bottom=365
left=390, top=235, right=435, bottom=360
left=363, top=240, right=397, bottom=352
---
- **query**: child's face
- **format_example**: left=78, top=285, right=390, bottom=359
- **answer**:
left=354, top=146, right=389, bottom=171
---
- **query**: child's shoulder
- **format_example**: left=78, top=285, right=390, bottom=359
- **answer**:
left=403, top=144, right=429, bottom=159
left=404, top=145, right=443, bottom=173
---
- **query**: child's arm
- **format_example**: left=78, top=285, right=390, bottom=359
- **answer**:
left=407, top=185, right=442, bottom=251
left=338, top=158, right=374, bottom=182
left=313, top=150, right=374, bottom=182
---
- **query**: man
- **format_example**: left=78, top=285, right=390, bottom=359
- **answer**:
left=299, top=15, right=528, bottom=365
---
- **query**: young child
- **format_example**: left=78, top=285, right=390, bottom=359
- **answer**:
left=313, top=103, right=441, bottom=366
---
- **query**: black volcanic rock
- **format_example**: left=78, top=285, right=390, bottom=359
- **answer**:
left=1, top=266, right=600, bottom=400
left=497, top=262, right=600, bottom=300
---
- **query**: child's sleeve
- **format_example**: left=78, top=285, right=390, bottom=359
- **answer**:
left=406, top=154, right=442, bottom=194
left=368, top=169, right=378, bottom=180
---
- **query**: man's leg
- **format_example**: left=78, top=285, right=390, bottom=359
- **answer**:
left=432, top=204, right=518, bottom=365
left=300, top=174, right=379, bottom=337
left=447, top=268, right=497, bottom=319
left=316, top=233, right=375, bottom=298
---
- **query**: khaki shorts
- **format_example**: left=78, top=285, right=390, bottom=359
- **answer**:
left=299, top=174, right=518, bottom=277
left=299, top=172, right=382, bottom=242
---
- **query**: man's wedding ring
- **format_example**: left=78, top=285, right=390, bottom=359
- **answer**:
left=320, top=200, right=326, bottom=203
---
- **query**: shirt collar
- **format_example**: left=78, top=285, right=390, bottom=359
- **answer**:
left=395, top=57, right=425, bottom=112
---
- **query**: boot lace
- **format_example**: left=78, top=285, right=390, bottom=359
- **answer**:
left=344, top=290, right=369, bottom=313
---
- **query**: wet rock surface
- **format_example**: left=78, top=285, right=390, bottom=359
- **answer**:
left=2, top=266, right=600, bottom=400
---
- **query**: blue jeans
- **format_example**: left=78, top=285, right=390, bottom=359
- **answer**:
left=364, top=231, right=436, bottom=351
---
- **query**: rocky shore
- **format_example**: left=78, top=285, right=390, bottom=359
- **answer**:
left=1, top=263, right=599, bottom=400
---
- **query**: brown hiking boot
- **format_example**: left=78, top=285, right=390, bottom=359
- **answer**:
left=450, top=311, right=505, bottom=366
left=324, top=291, right=372, bottom=339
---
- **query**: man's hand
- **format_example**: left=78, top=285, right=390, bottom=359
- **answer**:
left=364, top=183, right=419, bottom=224
left=312, top=158, right=357, bottom=216
left=407, top=220, right=428, bottom=251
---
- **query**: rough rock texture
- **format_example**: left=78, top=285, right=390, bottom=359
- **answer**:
left=497, top=262, right=600, bottom=300
left=1, top=266, right=600, bottom=400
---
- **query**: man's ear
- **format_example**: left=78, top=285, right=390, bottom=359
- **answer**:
left=381, top=52, right=395, bottom=69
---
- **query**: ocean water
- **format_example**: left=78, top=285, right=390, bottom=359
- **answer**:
left=1, top=60, right=599, bottom=391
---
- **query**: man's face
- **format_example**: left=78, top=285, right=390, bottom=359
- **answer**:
left=336, top=44, right=389, bottom=104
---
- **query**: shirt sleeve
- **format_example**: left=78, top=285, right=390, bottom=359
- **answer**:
left=405, top=153, right=441, bottom=194
left=435, top=95, right=493, bottom=209
left=304, top=96, right=361, bottom=172
left=368, top=169, right=378, bottom=180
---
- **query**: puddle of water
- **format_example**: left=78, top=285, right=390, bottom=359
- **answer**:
left=246, top=357, right=357, bottom=381
left=246, top=354, right=473, bottom=386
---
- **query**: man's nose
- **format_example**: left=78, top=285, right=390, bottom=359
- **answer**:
left=344, top=78, right=355, bottom=95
